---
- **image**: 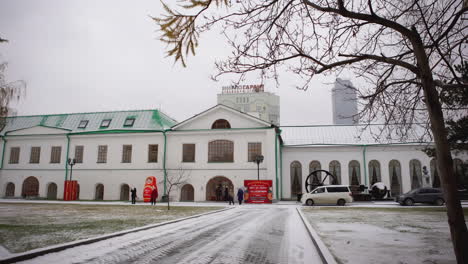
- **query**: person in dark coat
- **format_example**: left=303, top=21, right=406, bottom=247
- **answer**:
left=130, top=187, right=137, bottom=204
left=150, top=188, right=158, bottom=205
left=224, top=187, right=229, bottom=201
left=216, top=185, right=222, bottom=201
left=237, top=188, right=244, bottom=205
left=227, top=193, right=234, bottom=205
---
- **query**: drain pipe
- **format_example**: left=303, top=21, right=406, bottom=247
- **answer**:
left=0, top=136, right=6, bottom=169
left=163, top=130, right=168, bottom=195
left=362, top=145, right=368, bottom=193
left=65, top=134, right=70, bottom=181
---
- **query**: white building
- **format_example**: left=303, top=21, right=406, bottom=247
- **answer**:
left=332, top=78, right=358, bottom=125
left=217, top=85, right=280, bottom=125
left=0, top=105, right=467, bottom=202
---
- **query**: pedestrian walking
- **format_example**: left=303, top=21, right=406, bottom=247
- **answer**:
left=150, top=187, right=158, bottom=205
left=237, top=188, right=244, bottom=205
left=227, top=193, right=235, bottom=205
left=131, top=187, right=137, bottom=204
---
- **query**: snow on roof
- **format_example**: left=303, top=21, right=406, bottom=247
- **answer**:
left=1, top=109, right=178, bottom=135
left=280, top=124, right=432, bottom=146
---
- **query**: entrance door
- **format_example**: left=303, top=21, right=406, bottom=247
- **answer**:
left=180, top=184, right=194, bottom=201
left=206, top=176, right=234, bottom=201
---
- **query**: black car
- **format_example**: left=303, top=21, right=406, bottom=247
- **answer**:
left=395, top=187, right=444, bottom=206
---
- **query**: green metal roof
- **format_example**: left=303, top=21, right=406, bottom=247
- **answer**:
left=1, top=109, right=178, bottom=135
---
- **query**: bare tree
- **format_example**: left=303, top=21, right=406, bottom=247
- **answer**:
left=159, top=168, right=190, bottom=210
left=154, top=0, right=468, bottom=261
left=0, top=62, right=25, bottom=130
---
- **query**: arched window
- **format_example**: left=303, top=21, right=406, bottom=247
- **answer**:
left=22, top=176, right=39, bottom=198
left=290, top=161, right=302, bottom=198
left=47, top=183, right=57, bottom=200
left=208, top=140, right=234, bottom=162
left=329, top=160, right=341, bottom=185
left=410, top=159, right=422, bottom=189
left=368, top=160, right=381, bottom=185
left=5, top=182, right=15, bottom=197
left=309, top=161, right=322, bottom=184
left=348, top=160, right=361, bottom=185
left=95, top=184, right=104, bottom=200
left=120, top=184, right=130, bottom=201
left=430, top=159, right=440, bottom=188
left=211, top=119, right=231, bottom=129
left=389, top=160, right=402, bottom=196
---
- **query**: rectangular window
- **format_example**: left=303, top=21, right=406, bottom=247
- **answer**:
left=50, top=146, right=62, bottom=163
left=124, top=118, right=135, bottom=127
left=30, top=147, right=41, bottom=164
left=75, top=145, right=84, bottom=163
left=100, top=119, right=111, bottom=128
left=9, top=147, right=20, bottom=164
left=148, top=144, right=158, bottom=163
left=183, top=144, right=195, bottom=162
left=248, top=142, right=262, bottom=162
left=97, top=145, right=107, bottom=163
left=122, top=145, right=132, bottom=163
left=78, top=120, right=89, bottom=129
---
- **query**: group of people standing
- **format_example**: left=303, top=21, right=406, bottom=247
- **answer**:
left=215, top=185, right=245, bottom=205
left=129, top=187, right=158, bottom=205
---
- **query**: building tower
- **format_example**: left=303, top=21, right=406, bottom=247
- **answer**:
left=332, top=78, right=358, bottom=125
left=217, top=84, right=280, bottom=125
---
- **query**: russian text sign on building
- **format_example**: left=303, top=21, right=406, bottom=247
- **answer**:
left=244, top=180, right=273, bottom=203
left=222, top=84, right=264, bottom=94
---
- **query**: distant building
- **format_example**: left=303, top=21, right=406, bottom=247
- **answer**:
left=217, top=84, right=280, bottom=125
left=332, top=78, right=358, bottom=125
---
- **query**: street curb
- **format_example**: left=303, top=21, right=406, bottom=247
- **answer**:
left=296, top=207, right=337, bottom=264
left=0, top=207, right=233, bottom=264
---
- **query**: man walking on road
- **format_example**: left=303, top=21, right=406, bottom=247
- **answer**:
left=237, top=188, right=244, bottom=205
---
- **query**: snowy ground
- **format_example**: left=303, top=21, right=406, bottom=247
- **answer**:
left=302, top=207, right=468, bottom=264
left=13, top=206, right=321, bottom=264
left=0, top=201, right=222, bottom=255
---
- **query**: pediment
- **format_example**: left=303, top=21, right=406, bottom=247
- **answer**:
left=172, top=104, right=271, bottom=130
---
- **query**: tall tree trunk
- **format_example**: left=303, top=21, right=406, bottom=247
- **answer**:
left=412, top=31, right=468, bottom=263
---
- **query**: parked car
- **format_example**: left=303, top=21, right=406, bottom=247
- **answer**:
left=395, top=188, right=444, bottom=206
left=458, top=189, right=468, bottom=200
left=301, top=185, right=353, bottom=206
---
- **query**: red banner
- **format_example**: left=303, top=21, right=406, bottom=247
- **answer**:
left=63, top=180, right=78, bottom=201
left=244, top=180, right=273, bottom=203
left=143, top=176, right=157, bottom=202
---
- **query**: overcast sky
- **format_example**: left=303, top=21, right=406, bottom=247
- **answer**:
left=0, top=0, right=358, bottom=125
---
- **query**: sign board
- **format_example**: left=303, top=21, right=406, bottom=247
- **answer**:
left=222, top=84, right=264, bottom=94
left=143, top=176, right=157, bottom=202
left=63, top=180, right=78, bottom=201
left=244, top=180, right=273, bottom=204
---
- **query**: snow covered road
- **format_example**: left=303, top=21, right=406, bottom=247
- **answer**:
left=19, top=206, right=322, bottom=264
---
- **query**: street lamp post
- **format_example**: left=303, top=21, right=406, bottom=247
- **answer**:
left=67, top=158, right=76, bottom=181
left=253, top=155, right=264, bottom=181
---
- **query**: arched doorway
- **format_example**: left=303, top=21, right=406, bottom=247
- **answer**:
left=309, top=161, right=322, bottom=184
left=180, top=184, right=195, bottom=201
left=206, top=176, right=233, bottom=201
left=5, top=182, right=15, bottom=197
left=120, top=184, right=130, bottom=201
left=47, top=183, right=57, bottom=200
left=22, top=176, right=39, bottom=198
left=290, top=161, right=302, bottom=198
left=368, top=160, right=381, bottom=185
left=329, top=160, right=341, bottom=185
left=95, top=184, right=104, bottom=200
left=410, top=159, right=422, bottom=189
left=348, top=160, right=361, bottom=185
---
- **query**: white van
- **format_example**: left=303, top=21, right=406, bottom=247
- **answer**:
left=301, top=185, right=353, bottom=206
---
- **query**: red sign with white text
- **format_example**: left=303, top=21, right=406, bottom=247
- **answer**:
left=244, top=180, right=273, bottom=204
